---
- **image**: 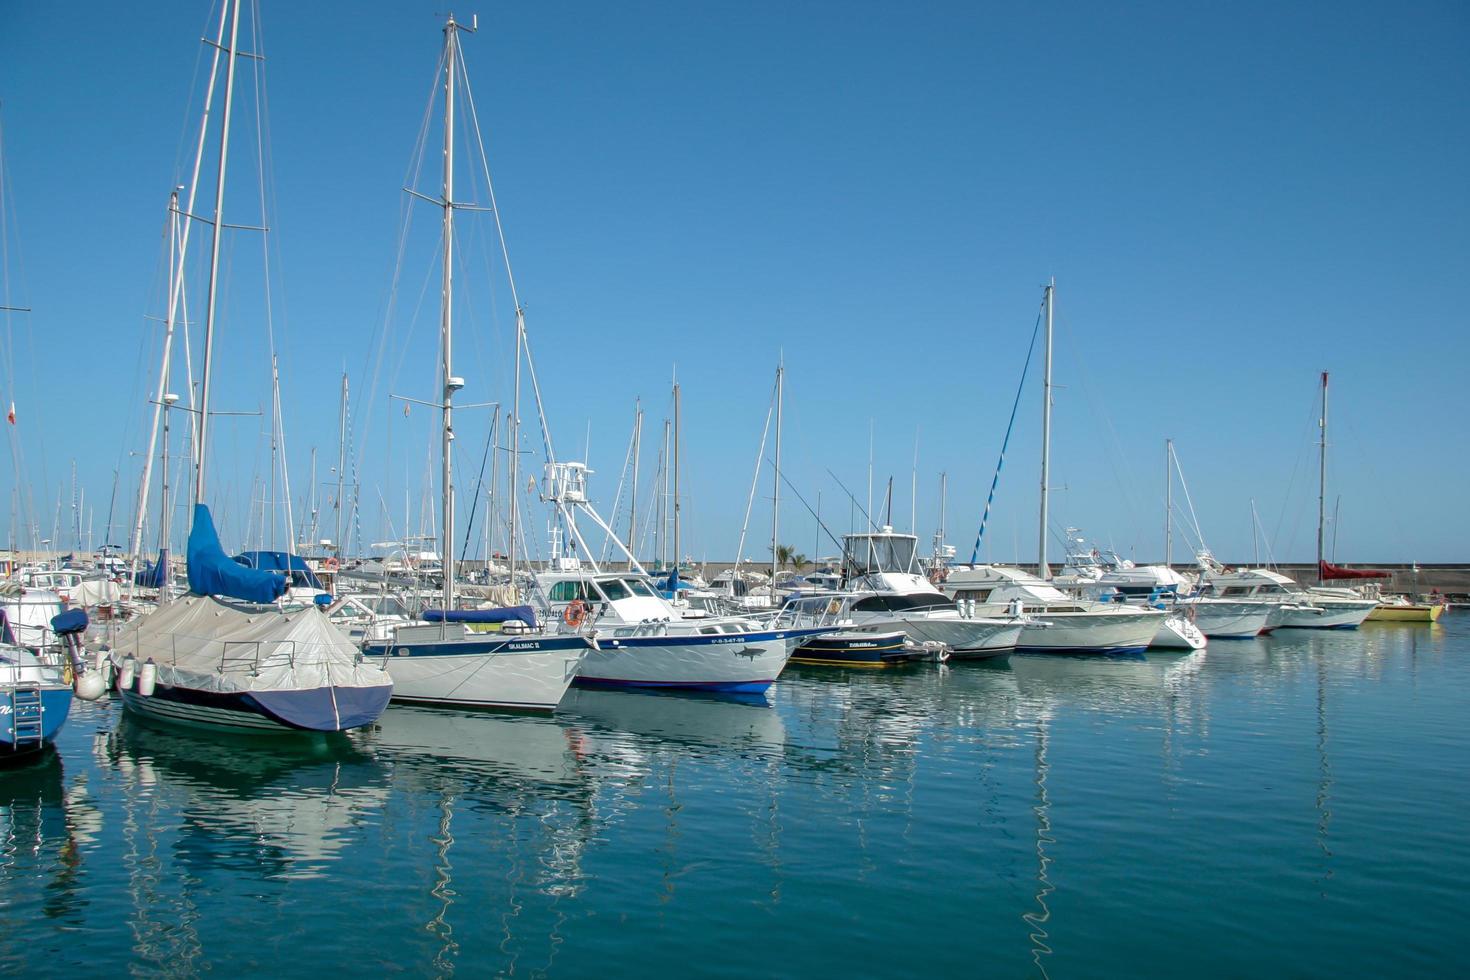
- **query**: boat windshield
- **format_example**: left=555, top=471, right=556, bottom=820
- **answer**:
left=598, top=579, right=632, bottom=601
left=844, top=535, right=918, bottom=575
left=623, top=579, right=657, bottom=597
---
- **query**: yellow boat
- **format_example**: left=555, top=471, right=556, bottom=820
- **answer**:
left=1367, top=601, right=1445, bottom=623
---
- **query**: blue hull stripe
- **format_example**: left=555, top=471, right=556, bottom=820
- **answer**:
left=573, top=676, right=774, bottom=694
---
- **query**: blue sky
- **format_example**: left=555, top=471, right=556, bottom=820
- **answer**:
left=1, top=0, right=1466, bottom=563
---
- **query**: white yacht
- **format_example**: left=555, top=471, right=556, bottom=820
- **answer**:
left=536, top=564, right=829, bottom=694
left=1082, top=564, right=1273, bottom=638
left=836, top=528, right=1022, bottom=660
left=1199, top=563, right=1376, bottom=630
left=940, top=565, right=1165, bottom=654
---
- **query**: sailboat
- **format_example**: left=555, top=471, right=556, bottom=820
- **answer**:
left=941, top=281, right=1165, bottom=654
left=359, top=15, right=591, bottom=712
left=1200, top=373, right=1377, bottom=630
left=111, top=0, right=392, bottom=733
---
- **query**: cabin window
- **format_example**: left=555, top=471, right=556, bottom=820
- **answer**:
left=549, top=581, right=593, bottom=602
left=1222, top=587, right=1251, bottom=597
left=599, top=580, right=632, bottom=601
left=625, top=579, right=656, bottom=597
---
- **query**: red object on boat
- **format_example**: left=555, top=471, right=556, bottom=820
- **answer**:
left=1318, top=560, right=1390, bottom=580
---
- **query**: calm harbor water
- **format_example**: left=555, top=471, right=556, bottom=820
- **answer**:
left=4, top=618, right=1468, bottom=977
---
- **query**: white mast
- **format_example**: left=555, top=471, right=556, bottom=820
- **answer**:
left=1038, top=278, right=1054, bottom=581
left=1164, top=438, right=1173, bottom=569
left=673, top=380, right=682, bottom=575
left=627, top=398, right=641, bottom=567
left=437, top=15, right=471, bottom=615
left=336, top=372, right=347, bottom=558
left=771, top=362, right=783, bottom=588
left=194, top=0, right=244, bottom=505
left=1317, top=370, right=1328, bottom=585
left=508, top=308, right=523, bottom=593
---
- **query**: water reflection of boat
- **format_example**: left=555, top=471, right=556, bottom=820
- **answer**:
left=561, top=687, right=788, bottom=756
left=105, top=717, right=389, bottom=879
left=0, top=751, right=97, bottom=929
left=366, top=705, right=589, bottom=793
left=1009, top=650, right=1208, bottom=715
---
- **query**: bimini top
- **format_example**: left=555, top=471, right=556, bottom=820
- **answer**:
left=186, top=504, right=289, bottom=604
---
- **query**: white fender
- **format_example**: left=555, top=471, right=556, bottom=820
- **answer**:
left=137, top=660, right=158, bottom=697
left=118, top=657, right=137, bottom=691
left=74, top=671, right=107, bottom=701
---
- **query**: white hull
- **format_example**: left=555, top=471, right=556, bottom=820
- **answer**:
left=1178, top=600, right=1273, bottom=638
left=1016, top=609, right=1164, bottom=653
left=1152, top=615, right=1207, bottom=650
left=1279, top=600, right=1375, bottom=630
left=369, top=631, right=585, bottom=712
left=576, top=631, right=799, bottom=693
left=852, top=613, right=1021, bottom=659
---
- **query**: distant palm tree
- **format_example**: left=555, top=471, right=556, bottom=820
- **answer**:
left=791, top=553, right=808, bottom=571
left=774, top=543, right=795, bottom=569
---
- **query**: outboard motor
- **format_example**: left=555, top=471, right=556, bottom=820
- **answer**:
left=50, top=608, right=105, bottom=701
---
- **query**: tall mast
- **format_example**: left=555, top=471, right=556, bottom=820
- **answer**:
left=659, top=418, right=671, bottom=568
left=673, top=381, right=682, bottom=575
left=194, top=0, right=244, bottom=505
left=1317, top=370, right=1328, bottom=585
left=1164, top=438, right=1173, bottom=568
left=771, top=362, right=783, bottom=588
left=508, top=309, right=523, bottom=591
left=1038, top=279, right=1054, bottom=580
left=438, top=16, right=466, bottom=615
left=627, top=398, right=641, bottom=567
left=336, top=373, right=348, bottom=558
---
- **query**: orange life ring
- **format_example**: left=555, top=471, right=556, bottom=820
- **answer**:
left=563, top=599, right=587, bottom=628
left=324, top=557, right=339, bottom=571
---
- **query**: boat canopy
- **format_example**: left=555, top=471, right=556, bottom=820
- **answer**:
left=843, top=531, right=919, bottom=576
left=233, top=551, right=326, bottom=591
left=422, top=605, right=539, bottom=628
left=1318, top=561, right=1390, bottom=581
left=186, top=504, right=289, bottom=603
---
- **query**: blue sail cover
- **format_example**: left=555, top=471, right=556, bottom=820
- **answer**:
left=186, top=504, right=288, bottom=603
left=135, top=549, right=169, bottom=588
left=232, top=551, right=325, bottom=591
left=423, top=605, right=539, bottom=629
left=50, top=609, right=89, bottom=636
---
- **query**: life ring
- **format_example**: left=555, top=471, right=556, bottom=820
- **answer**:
left=563, top=599, right=587, bottom=628
left=324, top=557, right=339, bottom=571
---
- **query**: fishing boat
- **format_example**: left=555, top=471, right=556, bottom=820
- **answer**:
left=359, top=15, right=592, bottom=712
left=111, top=0, right=392, bottom=734
left=536, top=462, right=832, bottom=693
left=837, top=528, right=1022, bottom=659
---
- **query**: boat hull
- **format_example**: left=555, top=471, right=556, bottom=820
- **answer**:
left=1367, top=603, right=1444, bottom=623
left=1, top=684, right=72, bottom=759
left=365, top=634, right=587, bottom=713
left=1018, top=610, right=1164, bottom=655
left=1178, top=600, right=1273, bottom=638
left=1278, top=600, right=1376, bottom=630
left=790, top=630, right=911, bottom=668
left=852, top=613, right=1020, bottom=659
left=119, top=681, right=392, bottom=734
left=574, top=628, right=819, bottom=693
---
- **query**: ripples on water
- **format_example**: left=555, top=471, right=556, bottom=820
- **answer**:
left=3, top=619, right=1468, bottom=976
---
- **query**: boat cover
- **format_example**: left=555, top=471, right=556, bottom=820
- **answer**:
left=112, top=594, right=393, bottom=704
left=50, top=609, right=88, bottom=636
left=1318, top=561, right=1390, bottom=580
left=136, top=549, right=169, bottom=588
left=232, top=551, right=326, bottom=591
left=422, top=605, right=539, bottom=628
left=187, top=504, right=288, bottom=603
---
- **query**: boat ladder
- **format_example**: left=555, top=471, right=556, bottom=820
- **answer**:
left=6, top=684, right=45, bottom=749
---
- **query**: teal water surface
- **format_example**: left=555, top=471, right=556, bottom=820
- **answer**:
left=3, top=618, right=1468, bottom=977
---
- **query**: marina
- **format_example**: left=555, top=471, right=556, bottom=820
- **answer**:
left=1, top=0, right=1466, bottom=975
left=4, top=617, right=1468, bottom=975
